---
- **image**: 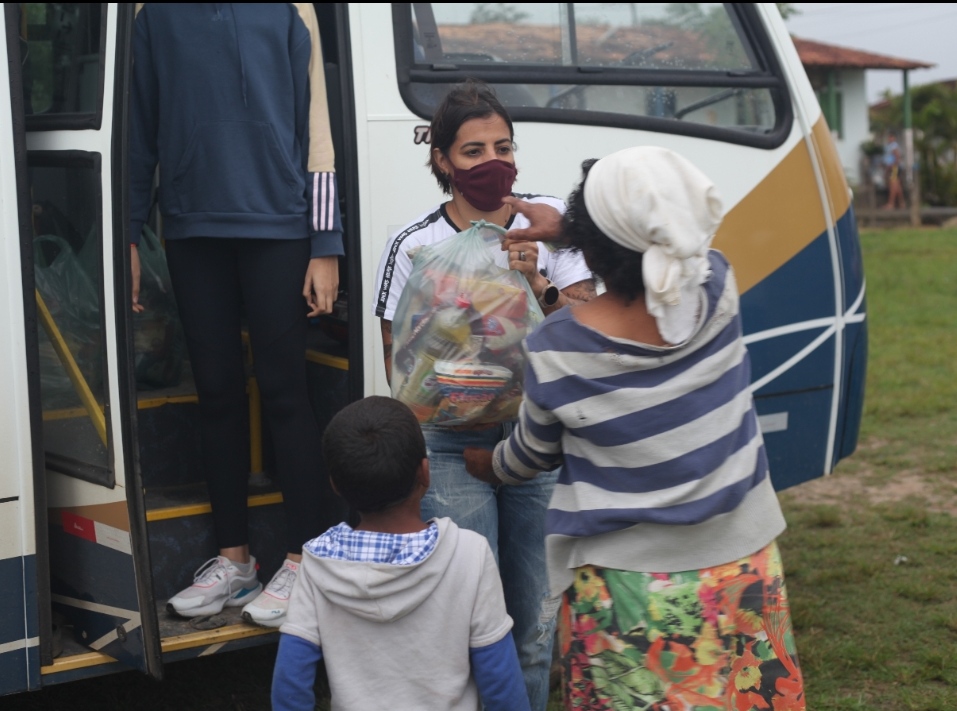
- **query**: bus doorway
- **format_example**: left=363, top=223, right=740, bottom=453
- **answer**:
left=10, top=1, right=161, bottom=683
left=6, top=2, right=361, bottom=692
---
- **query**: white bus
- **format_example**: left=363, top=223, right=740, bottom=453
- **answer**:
left=0, top=2, right=865, bottom=694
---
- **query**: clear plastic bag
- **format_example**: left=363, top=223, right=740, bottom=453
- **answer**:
left=33, top=234, right=103, bottom=410
left=391, top=220, right=543, bottom=425
left=39, top=225, right=188, bottom=397
left=130, top=226, right=188, bottom=390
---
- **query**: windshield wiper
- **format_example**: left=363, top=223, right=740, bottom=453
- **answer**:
left=674, top=88, right=742, bottom=120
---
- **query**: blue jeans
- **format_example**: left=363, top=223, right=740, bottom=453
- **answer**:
left=423, top=424, right=558, bottom=711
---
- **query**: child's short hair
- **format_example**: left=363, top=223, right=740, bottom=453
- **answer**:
left=322, top=396, right=426, bottom=513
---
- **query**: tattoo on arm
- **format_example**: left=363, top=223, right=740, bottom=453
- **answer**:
left=560, top=279, right=598, bottom=306
left=380, top=319, right=393, bottom=385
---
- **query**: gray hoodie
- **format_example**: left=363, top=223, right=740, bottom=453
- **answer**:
left=280, top=517, right=513, bottom=711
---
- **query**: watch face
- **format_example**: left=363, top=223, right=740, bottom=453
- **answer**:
left=543, top=284, right=560, bottom=306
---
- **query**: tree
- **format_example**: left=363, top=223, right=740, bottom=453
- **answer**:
left=776, top=4, right=800, bottom=20
left=469, top=4, right=529, bottom=24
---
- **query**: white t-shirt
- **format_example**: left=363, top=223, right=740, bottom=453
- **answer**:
left=372, top=194, right=592, bottom=321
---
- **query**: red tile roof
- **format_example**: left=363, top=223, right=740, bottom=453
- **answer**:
left=437, top=23, right=721, bottom=67
left=792, top=36, right=932, bottom=71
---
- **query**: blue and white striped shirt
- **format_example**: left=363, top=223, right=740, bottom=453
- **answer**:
left=492, top=251, right=786, bottom=595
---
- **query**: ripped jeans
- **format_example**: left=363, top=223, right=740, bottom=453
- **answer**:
left=423, top=424, right=558, bottom=711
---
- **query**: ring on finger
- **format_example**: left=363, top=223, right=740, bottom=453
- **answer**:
left=519, top=251, right=526, bottom=262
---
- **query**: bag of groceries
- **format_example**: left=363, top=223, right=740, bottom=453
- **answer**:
left=391, top=220, right=544, bottom=426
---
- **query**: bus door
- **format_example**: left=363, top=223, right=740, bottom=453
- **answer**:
left=0, top=5, right=47, bottom=695
left=9, top=2, right=160, bottom=680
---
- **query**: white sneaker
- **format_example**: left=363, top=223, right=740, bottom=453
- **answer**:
left=167, top=556, right=262, bottom=618
left=241, top=558, right=299, bottom=628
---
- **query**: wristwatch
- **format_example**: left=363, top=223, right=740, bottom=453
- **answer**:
left=538, top=279, right=560, bottom=308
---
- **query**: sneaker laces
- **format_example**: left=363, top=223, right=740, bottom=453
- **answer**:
left=191, top=557, right=229, bottom=585
left=264, top=566, right=297, bottom=599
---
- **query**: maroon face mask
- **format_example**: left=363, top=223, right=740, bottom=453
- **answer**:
left=451, top=159, right=518, bottom=212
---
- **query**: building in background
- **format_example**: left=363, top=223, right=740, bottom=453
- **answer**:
left=792, top=36, right=931, bottom=185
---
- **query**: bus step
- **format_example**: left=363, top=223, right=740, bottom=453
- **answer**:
left=41, top=603, right=276, bottom=681
left=146, top=485, right=288, bottom=603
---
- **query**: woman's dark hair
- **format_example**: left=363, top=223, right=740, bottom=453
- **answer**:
left=322, top=396, right=426, bottom=513
left=563, top=159, right=645, bottom=303
left=428, top=79, right=515, bottom=195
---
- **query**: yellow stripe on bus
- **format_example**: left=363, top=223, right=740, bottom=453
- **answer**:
left=713, top=117, right=849, bottom=294
left=146, top=492, right=283, bottom=522
left=811, top=117, right=852, bottom=220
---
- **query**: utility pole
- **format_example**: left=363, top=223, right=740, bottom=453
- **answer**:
left=903, top=69, right=920, bottom=226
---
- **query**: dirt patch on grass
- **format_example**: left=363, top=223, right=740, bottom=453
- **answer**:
left=781, top=454, right=957, bottom=516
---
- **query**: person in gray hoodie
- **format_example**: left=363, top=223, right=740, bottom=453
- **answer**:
left=271, top=396, right=530, bottom=711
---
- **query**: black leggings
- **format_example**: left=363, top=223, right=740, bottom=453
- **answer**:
left=166, top=237, right=323, bottom=554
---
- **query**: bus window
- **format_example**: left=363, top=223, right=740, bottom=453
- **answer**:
left=395, top=2, right=790, bottom=147
left=20, top=2, right=104, bottom=127
left=30, top=152, right=113, bottom=487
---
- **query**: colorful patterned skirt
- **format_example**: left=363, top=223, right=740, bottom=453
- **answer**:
left=558, top=541, right=804, bottom=711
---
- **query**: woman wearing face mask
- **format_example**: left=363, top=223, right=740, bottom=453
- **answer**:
left=371, top=80, right=595, bottom=710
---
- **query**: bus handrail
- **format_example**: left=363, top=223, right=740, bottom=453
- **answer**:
left=35, top=289, right=107, bottom=446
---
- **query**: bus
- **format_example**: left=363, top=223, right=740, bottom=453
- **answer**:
left=0, top=2, right=866, bottom=695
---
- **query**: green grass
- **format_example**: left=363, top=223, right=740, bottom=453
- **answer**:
left=7, top=227, right=957, bottom=710
left=776, top=227, right=957, bottom=711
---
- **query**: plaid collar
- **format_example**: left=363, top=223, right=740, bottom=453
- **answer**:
left=305, top=520, right=439, bottom=566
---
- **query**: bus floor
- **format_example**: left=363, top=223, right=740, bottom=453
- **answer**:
left=45, top=603, right=278, bottom=681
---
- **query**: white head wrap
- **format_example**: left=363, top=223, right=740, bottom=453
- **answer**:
left=583, top=146, right=724, bottom=345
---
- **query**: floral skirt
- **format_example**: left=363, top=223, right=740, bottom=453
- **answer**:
left=558, top=541, right=805, bottom=711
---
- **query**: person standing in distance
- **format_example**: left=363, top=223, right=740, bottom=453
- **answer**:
left=129, top=3, right=342, bottom=627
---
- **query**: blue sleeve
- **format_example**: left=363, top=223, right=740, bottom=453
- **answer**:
left=128, top=7, right=158, bottom=246
left=493, top=359, right=564, bottom=484
left=470, top=632, right=531, bottom=711
left=271, top=633, right=323, bottom=711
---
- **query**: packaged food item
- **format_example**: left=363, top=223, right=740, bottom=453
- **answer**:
left=395, top=297, right=476, bottom=417
left=390, top=220, right=543, bottom=425
left=474, top=315, right=525, bottom=354
left=432, top=361, right=513, bottom=422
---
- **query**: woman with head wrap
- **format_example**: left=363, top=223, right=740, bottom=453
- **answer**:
left=467, top=147, right=805, bottom=710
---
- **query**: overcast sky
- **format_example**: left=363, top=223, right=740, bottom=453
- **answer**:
left=786, top=3, right=957, bottom=103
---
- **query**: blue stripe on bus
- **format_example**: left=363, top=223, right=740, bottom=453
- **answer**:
left=0, top=646, right=29, bottom=695
left=835, top=206, right=865, bottom=311
left=739, top=227, right=835, bottom=336
left=738, top=204, right=866, bottom=486
left=0, top=555, right=28, bottom=646
left=747, top=327, right=836, bottom=395
left=758, top=386, right=834, bottom=491
left=833, top=205, right=868, bottom=465
left=24, top=553, right=38, bottom=640
left=49, top=523, right=139, bottom=613
left=0, top=554, right=40, bottom=694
